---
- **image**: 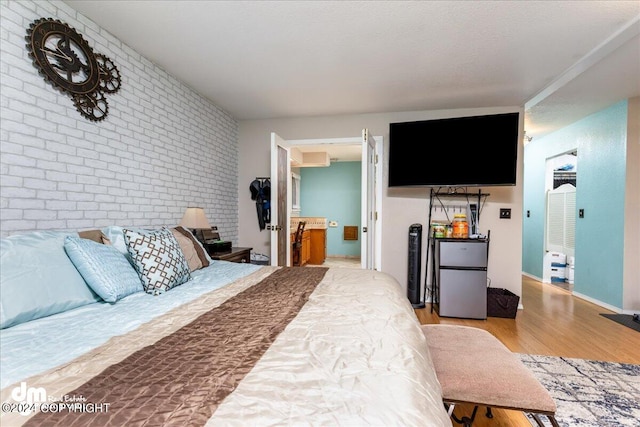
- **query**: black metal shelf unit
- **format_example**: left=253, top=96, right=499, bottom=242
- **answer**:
left=423, top=188, right=490, bottom=312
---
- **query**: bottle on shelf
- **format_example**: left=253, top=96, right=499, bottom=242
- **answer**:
left=452, top=213, right=469, bottom=238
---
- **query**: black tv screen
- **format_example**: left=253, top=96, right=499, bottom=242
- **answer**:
left=388, top=112, right=519, bottom=187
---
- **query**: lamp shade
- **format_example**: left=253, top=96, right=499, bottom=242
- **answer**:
left=180, top=207, right=212, bottom=230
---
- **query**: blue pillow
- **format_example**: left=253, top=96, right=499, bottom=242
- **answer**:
left=102, top=226, right=163, bottom=264
left=102, top=225, right=133, bottom=262
left=64, top=236, right=143, bottom=303
left=0, top=231, right=101, bottom=329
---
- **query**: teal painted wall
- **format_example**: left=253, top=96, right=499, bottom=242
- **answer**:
left=523, top=101, right=628, bottom=308
left=300, top=162, right=361, bottom=257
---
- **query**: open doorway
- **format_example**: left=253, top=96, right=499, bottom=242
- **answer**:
left=292, top=144, right=361, bottom=266
left=270, top=133, right=382, bottom=270
left=543, top=150, right=577, bottom=291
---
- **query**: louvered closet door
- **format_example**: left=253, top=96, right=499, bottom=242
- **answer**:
left=546, top=183, right=576, bottom=257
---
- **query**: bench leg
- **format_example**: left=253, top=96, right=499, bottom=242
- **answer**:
left=531, top=414, right=546, bottom=427
left=445, top=403, right=479, bottom=427
left=446, top=403, right=455, bottom=417
left=446, top=405, right=558, bottom=427
left=531, top=413, right=560, bottom=427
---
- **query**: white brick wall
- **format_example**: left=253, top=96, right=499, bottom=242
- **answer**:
left=0, top=0, right=239, bottom=242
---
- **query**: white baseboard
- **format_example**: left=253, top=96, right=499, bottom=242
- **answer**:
left=522, top=272, right=633, bottom=314
left=572, top=291, right=622, bottom=313
left=522, top=272, right=543, bottom=282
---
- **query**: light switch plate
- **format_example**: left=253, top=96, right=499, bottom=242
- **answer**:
left=329, top=221, right=338, bottom=227
left=499, top=208, right=511, bottom=219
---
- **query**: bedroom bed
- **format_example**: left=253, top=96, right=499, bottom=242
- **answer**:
left=0, top=228, right=451, bottom=426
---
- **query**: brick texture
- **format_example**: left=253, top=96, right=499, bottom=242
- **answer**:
left=0, top=0, right=239, bottom=242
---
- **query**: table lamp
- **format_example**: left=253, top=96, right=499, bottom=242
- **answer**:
left=179, top=207, right=212, bottom=243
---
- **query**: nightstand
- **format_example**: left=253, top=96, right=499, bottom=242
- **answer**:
left=209, top=247, right=252, bottom=264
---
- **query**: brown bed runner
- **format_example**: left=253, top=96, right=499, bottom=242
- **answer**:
left=26, top=267, right=328, bottom=427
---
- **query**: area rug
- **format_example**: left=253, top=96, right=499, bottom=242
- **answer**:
left=518, top=354, right=640, bottom=427
left=599, top=313, right=640, bottom=332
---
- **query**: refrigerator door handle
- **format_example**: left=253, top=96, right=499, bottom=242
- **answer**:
left=440, top=266, right=487, bottom=271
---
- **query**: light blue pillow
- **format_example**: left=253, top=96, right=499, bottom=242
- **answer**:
left=0, top=231, right=101, bottom=329
left=102, top=225, right=132, bottom=261
left=124, top=227, right=191, bottom=295
left=102, top=226, right=161, bottom=264
left=64, top=236, right=143, bottom=303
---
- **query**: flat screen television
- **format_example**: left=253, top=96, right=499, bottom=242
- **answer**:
left=388, top=112, right=519, bottom=187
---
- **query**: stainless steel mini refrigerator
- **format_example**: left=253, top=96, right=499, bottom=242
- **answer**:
left=435, top=239, right=488, bottom=319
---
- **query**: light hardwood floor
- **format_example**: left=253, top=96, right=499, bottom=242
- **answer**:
left=414, top=275, right=640, bottom=427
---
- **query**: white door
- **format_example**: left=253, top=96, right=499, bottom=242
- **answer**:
left=270, top=132, right=290, bottom=266
left=546, top=183, right=576, bottom=257
left=361, top=129, right=377, bottom=270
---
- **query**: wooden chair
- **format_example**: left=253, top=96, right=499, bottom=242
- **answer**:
left=292, top=221, right=306, bottom=266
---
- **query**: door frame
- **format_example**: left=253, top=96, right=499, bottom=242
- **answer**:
left=277, top=135, right=383, bottom=270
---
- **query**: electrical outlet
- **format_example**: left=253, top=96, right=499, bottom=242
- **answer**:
left=499, top=208, right=511, bottom=219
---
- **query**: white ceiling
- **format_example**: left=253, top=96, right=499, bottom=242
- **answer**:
left=64, top=0, right=639, bottom=149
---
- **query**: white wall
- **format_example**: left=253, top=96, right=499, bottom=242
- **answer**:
left=238, top=106, right=525, bottom=299
left=0, top=0, right=239, bottom=241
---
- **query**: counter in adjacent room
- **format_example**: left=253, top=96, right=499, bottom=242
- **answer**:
left=291, top=217, right=327, bottom=265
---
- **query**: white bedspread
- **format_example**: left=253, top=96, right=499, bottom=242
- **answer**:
left=211, top=267, right=451, bottom=426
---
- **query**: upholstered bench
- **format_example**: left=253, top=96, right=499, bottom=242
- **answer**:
left=421, top=324, right=559, bottom=427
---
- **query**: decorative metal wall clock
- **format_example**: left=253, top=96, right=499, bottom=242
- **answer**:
left=25, top=18, right=121, bottom=122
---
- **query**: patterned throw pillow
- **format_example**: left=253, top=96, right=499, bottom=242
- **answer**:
left=124, top=227, right=191, bottom=295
